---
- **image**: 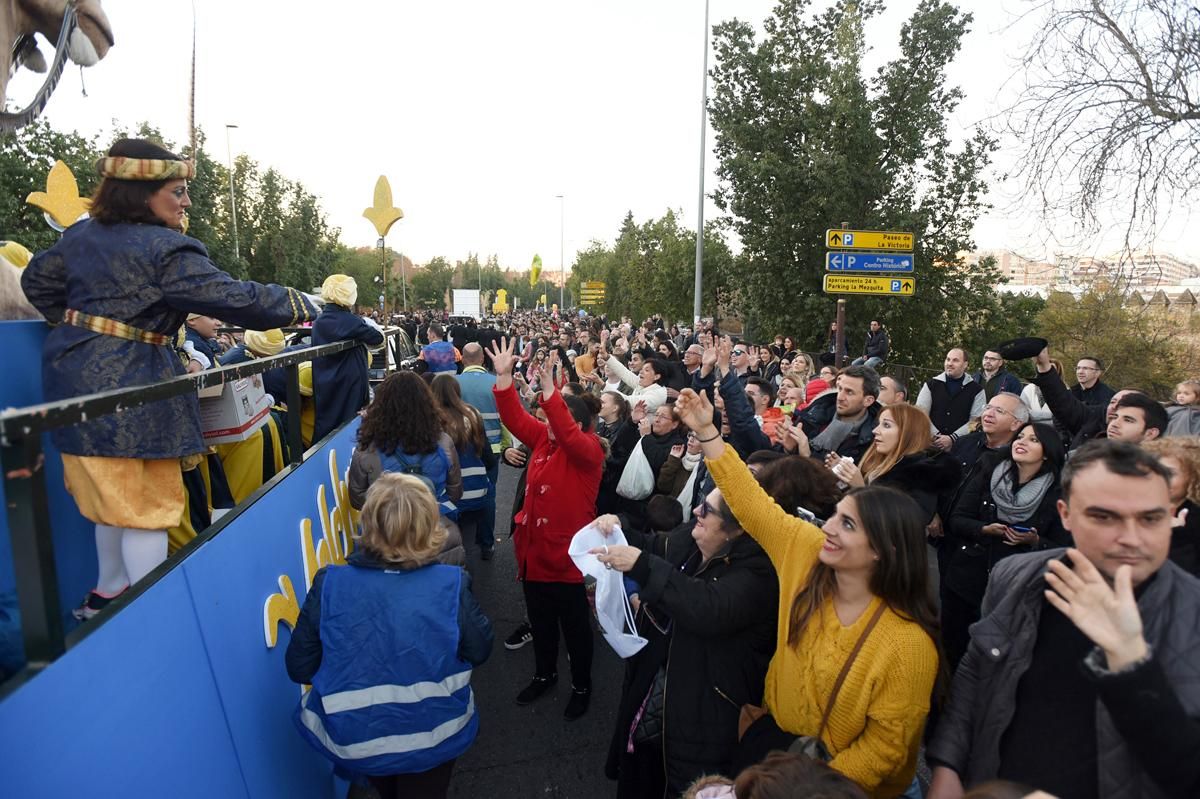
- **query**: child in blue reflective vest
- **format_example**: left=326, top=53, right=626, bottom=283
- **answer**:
left=286, top=473, right=493, bottom=798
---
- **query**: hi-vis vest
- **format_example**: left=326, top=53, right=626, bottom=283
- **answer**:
left=295, top=564, right=477, bottom=776
left=456, top=445, right=493, bottom=513
left=379, top=447, right=458, bottom=520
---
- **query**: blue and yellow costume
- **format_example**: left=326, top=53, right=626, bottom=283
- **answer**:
left=20, top=219, right=316, bottom=528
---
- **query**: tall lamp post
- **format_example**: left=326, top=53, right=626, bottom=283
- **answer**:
left=225, top=124, right=240, bottom=261
left=556, top=194, right=565, bottom=310
left=692, top=0, right=710, bottom=327
left=363, top=176, right=405, bottom=313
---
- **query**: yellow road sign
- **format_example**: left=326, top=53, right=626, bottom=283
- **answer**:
left=583, top=281, right=607, bottom=290
left=823, top=274, right=915, bottom=296
left=825, top=229, right=913, bottom=251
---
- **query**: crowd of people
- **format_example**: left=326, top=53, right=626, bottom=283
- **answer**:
left=285, top=309, right=1199, bottom=798
left=11, top=136, right=1200, bottom=798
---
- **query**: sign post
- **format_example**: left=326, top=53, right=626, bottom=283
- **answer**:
left=824, top=227, right=915, bottom=364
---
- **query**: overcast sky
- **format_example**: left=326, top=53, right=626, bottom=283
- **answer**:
left=10, top=0, right=1197, bottom=269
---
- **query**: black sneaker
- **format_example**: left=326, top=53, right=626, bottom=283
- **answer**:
left=72, top=588, right=126, bottom=621
left=480, top=547, right=494, bottom=561
left=504, top=622, right=533, bottom=650
left=516, top=674, right=557, bottom=705
left=564, top=687, right=591, bottom=721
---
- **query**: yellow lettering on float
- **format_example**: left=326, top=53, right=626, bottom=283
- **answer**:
left=263, top=448, right=360, bottom=648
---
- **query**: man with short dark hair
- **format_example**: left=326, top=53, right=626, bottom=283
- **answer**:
left=878, top=375, right=908, bottom=406
left=420, top=322, right=461, bottom=374
left=789, top=364, right=881, bottom=462
left=1033, top=346, right=1149, bottom=450
left=1107, top=393, right=1167, bottom=444
left=851, top=319, right=889, bottom=369
left=928, top=440, right=1200, bottom=799
left=974, top=350, right=1023, bottom=401
left=916, top=348, right=986, bottom=451
left=1071, top=356, right=1116, bottom=409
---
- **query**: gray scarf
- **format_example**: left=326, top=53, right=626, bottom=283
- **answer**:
left=990, top=462, right=1054, bottom=523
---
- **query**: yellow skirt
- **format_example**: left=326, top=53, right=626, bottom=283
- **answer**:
left=61, top=454, right=186, bottom=530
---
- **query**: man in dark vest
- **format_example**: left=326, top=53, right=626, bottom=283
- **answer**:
left=916, top=347, right=985, bottom=452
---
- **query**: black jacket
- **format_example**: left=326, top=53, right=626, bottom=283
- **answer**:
left=873, top=450, right=963, bottom=525
left=945, top=464, right=1069, bottom=605
left=798, top=393, right=880, bottom=463
left=1033, top=367, right=1108, bottom=450
left=863, top=329, right=889, bottom=360
left=605, top=522, right=778, bottom=793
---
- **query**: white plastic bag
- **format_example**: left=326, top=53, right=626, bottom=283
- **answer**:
left=616, top=438, right=655, bottom=500
left=568, top=523, right=648, bottom=658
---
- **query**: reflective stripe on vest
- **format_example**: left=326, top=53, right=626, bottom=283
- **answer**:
left=300, top=689, right=475, bottom=762
left=321, top=670, right=473, bottom=714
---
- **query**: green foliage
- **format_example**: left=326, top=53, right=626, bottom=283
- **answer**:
left=709, top=0, right=1001, bottom=366
left=1036, top=285, right=1198, bottom=399
left=412, top=256, right=455, bottom=309
left=566, top=210, right=735, bottom=323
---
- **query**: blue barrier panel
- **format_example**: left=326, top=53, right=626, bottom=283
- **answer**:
left=0, top=320, right=99, bottom=671
left=0, top=568, right=250, bottom=798
left=181, top=420, right=361, bottom=798
left=0, top=392, right=362, bottom=797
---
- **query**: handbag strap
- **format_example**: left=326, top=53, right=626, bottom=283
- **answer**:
left=816, top=600, right=887, bottom=741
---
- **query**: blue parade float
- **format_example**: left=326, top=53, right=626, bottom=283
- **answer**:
left=0, top=319, right=363, bottom=797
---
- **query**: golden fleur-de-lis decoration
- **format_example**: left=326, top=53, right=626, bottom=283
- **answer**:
left=263, top=575, right=300, bottom=648
left=363, top=175, right=404, bottom=238
left=26, top=160, right=91, bottom=231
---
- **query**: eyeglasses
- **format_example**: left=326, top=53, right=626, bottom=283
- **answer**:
left=698, top=501, right=723, bottom=520
left=1076, top=366, right=1099, bottom=372
left=984, top=404, right=1013, bottom=416
left=732, top=349, right=746, bottom=357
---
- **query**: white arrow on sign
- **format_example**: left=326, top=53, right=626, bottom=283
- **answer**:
left=830, top=253, right=843, bottom=269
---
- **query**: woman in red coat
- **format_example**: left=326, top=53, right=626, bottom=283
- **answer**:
left=488, top=339, right=604, bottom=721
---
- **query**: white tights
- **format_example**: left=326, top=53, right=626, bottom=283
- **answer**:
left=94, top=524, right=167, bottom=594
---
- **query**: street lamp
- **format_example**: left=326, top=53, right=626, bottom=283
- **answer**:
left=556, top=194, right=565, bottom=310
left=225, top=124, right=240, bottom=261
left=693, top=0, right=710, bottom=327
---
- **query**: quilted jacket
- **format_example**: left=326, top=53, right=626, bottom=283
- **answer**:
left=929, top=549, right=1200, bottom=797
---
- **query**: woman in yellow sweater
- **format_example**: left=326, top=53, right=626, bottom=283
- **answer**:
left=673, top=388, right=940, bottom=798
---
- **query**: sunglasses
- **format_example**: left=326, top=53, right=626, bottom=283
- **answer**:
left=732, top=349, right=746, bottom=357
left=698, top=501, right=723, bottom=520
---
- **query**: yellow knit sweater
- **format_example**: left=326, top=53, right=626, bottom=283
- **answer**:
left=706, top=446, right=939, bottom=798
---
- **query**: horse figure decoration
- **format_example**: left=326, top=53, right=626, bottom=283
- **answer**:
left=1, top=0, right=114, bottom=130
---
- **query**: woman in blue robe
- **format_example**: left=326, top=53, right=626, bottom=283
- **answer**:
left=20, top=138, right=319, bottom=619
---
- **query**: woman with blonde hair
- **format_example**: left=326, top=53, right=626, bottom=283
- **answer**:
left=287, top=473, right=494, bottom=798
left=1143, top=437, right=1200, bottom=576
left=831, top=403, right=961, bottom=525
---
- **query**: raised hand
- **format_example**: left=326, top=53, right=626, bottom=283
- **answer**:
left=701, top=345, right=719, bottom=376
left=630, top=399, right=648, bottom=423
left=674, top=388, right=715, bottom=434
left=1044, top=549, right=1148, bottom=670
left=717, top=337, right=733, bottom=373
left=487, top=336, right=517, bottom=377
left=670, top=443, right=685, bottom=459
left=543, top=349, right=560, bottom=399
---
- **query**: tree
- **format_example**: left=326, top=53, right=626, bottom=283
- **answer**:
left=1007, top=0, right=1200, bottom=244
left=411, top=256, right=454, bottom=309
left=709, top=0, right=1000, bottom=367
left=1036, top=282, right=1200, bottom=398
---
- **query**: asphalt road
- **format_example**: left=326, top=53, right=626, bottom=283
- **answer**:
left=353, top=463, right=625, bottom=799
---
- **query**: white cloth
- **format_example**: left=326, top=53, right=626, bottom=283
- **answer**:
left=568, top=523, right=648, bottom=658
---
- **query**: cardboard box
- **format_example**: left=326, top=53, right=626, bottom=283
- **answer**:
left=198, top=374, right=273, bottom=445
